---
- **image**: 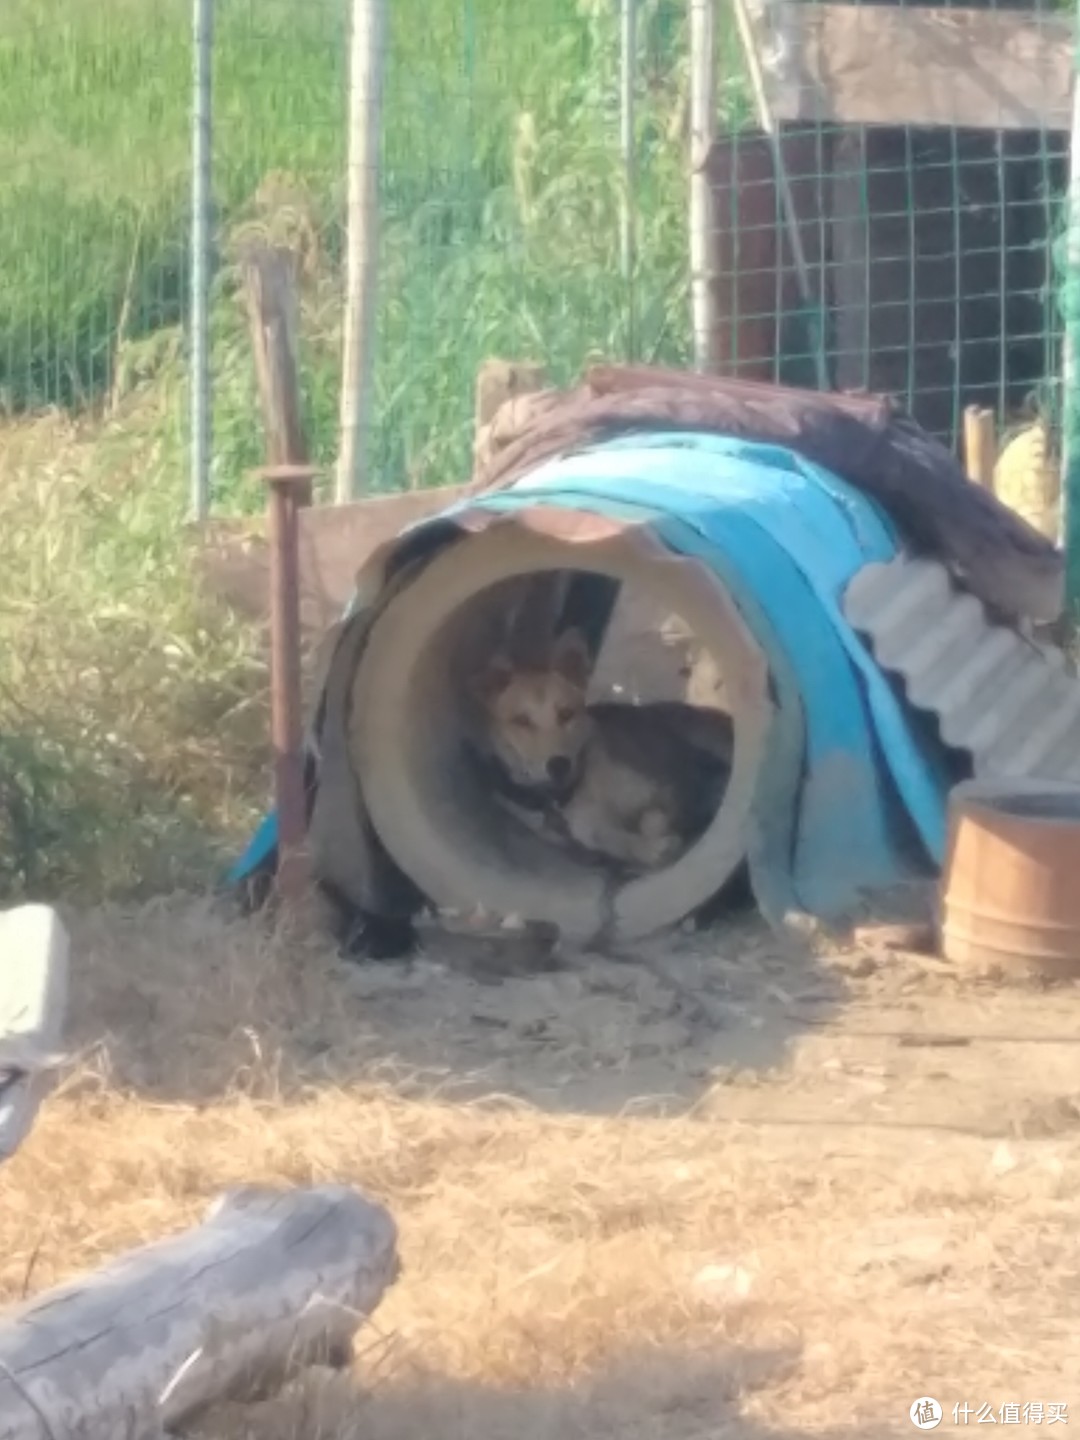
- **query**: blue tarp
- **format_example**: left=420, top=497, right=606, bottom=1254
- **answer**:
left=229, top=433, right=952, bottom=922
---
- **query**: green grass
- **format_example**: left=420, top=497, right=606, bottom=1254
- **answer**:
left=0, top=396, right=270, bottom=899
left=0, top=0, right=701, bottom=508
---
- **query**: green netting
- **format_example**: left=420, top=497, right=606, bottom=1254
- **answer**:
left=0, top=0, right=691, bottom=513
left=0, top=0, right=1072, bottom=521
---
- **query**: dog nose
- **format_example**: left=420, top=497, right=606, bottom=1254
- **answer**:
left=547, top=755, right=572, bottom=785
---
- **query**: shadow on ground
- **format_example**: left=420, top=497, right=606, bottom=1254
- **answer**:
left=199, top=1343, right=915, bottom=1440
left=61, top=895, right=851, bottom=1116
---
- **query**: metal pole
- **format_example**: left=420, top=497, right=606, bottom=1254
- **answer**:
left=243, top=246, right=314, bottom=912
left=261, top=463, right=316, bottom=907
left=337, top=0, right=387, bottom=504
left=620, top=0, right=637, bottom=360
left=730, top=0, right=830, bottom=392
left=689, top=0, right=718, bottom=373
left=190, top=0, right=213, bottom=522
left=1061, top=36, right=1080, bottom=611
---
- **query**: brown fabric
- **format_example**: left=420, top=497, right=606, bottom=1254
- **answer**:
left=467, top=363, right=1063, bottom=624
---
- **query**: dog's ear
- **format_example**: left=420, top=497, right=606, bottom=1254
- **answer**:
left=551, top=627, right=591, bottom=690
left=469, top=653, right=515, bottom=705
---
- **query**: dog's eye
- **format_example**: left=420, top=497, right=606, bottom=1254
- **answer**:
left=511, top=713, right=534, bottom=730
left=556, top=706, right=575, bottom=726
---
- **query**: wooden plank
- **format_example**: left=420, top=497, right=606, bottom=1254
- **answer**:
left=0, top=905, right=68, bottom=1162
left=750, top=3, right=1072, bottom=132
left=0, top=1184, right=398, bottom=1439
left=964, top=406, right=998, bottom=490
left=241, top=246, right=310, bottom=477
left=197, top=484, right=469, bottom=644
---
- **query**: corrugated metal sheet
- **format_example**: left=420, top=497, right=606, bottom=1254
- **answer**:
left=843, top=553, right=1080, bottom=781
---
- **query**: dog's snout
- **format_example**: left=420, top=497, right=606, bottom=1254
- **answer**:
left=546, top=755, right=572, bottom=786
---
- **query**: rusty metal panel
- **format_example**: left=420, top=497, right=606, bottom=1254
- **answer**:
left=705, top=129, right=826, bottom=383
left=843, top=554, right=1080, bottom=781
left=705, top=132, right=780, bottom=379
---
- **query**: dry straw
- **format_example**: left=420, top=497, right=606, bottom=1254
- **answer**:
left=1, top=896, right=1076, bottom=1438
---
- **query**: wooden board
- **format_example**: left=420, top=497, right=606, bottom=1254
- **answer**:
left=197, top=484, right=469, bottom=644
left=197, top=487, right=719, bottom=728
left=750, top=2, right=1072, bottom=132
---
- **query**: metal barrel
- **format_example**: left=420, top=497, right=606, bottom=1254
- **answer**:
left=941, top=778, right=1080, bottom=979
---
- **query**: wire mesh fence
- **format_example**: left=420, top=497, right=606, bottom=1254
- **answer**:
left=0, top=0, right=692, bottom=515
left=707, top=0, right=1070, bottom=461
left=0, top=0, right=1074, bottom=535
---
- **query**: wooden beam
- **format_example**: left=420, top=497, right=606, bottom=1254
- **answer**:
left=0, top=904, right=68, bottom=1163
left=0, top=1184, right=398, bottom=1439
left=963, top=406, right=998, bottom=491
left=197, top=484, right=471, bottom=642
left=747, top=2, right=1072, bottom=132
left=242, top=246, right=310, bottom=481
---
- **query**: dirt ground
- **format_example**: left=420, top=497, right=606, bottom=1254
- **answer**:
left=2, top=896, right=1078, bottom=1437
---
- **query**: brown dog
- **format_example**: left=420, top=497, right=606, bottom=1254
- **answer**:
left=469, top=628, right=734, bottom=873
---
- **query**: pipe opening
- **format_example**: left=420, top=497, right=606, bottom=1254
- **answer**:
left=426, top=568, right=735, bottom=882
left=349, top=523, right=769, bottom=942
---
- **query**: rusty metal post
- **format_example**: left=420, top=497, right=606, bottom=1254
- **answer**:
left=243, top=245, right=315, bottom=912
left=260, top=463, right=316, bottom=905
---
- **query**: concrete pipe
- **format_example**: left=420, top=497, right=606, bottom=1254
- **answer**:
left=347, top=516, right=771, bottom=946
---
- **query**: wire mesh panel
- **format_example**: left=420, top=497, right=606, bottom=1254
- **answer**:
left=707, top=0, right=1071, bottom=467
left=0, top=0, right=693, bottom=511
left=1, top=0, right=1073, bottom=515
left=0, top=0, right=190, bottom=417
left=323, top=0, right=692, bottom=497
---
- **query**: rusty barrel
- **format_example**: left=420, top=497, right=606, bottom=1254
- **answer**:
left=940, top=778, right=1080, bottom=979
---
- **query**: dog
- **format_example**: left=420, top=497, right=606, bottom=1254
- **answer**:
left=467, top=627, right=735, bottom=874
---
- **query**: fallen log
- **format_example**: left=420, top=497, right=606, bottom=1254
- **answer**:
left=0, top=904, right=69, bottom=1163
left=0, top=1183, right=398, bottom=1440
